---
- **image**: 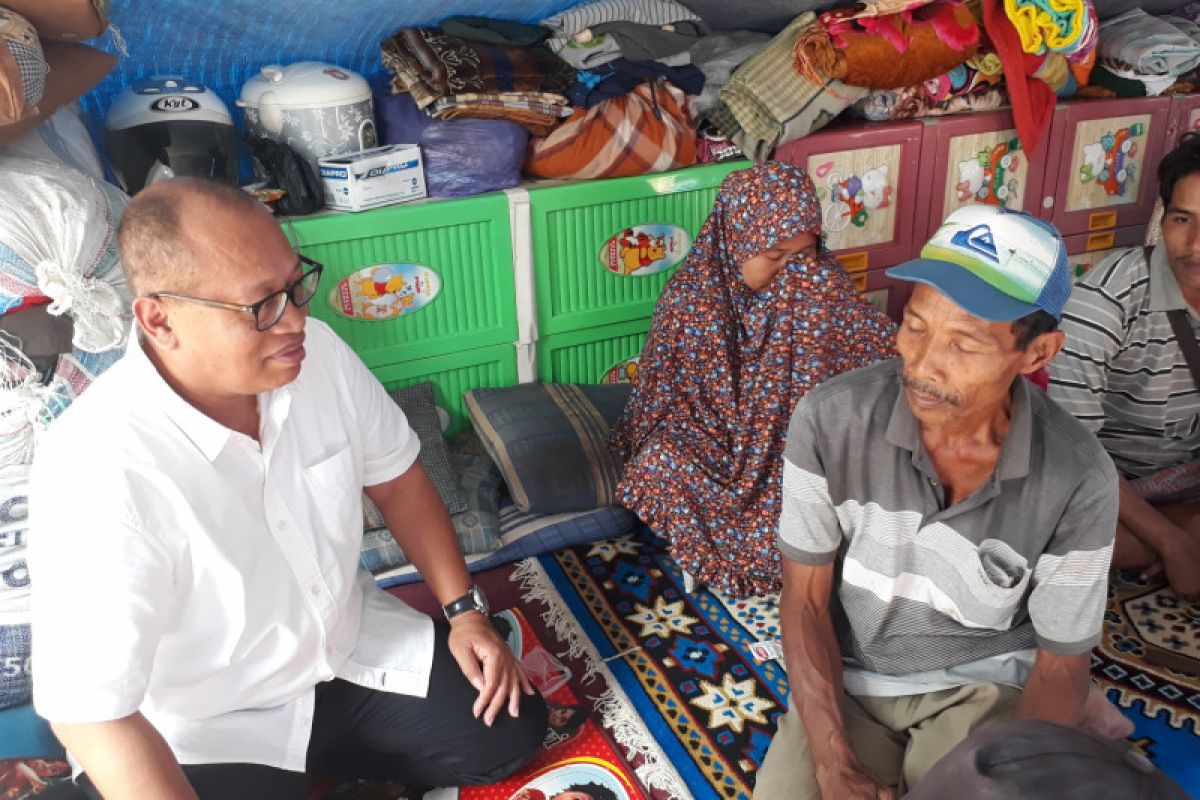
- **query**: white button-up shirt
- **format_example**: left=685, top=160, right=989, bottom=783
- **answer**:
left=28, top=318, right=434, bottom=772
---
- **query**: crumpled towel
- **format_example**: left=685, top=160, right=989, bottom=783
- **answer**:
left=1097, top=8, right=1200, bottom=77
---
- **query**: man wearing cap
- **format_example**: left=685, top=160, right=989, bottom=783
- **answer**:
left=754, top=205, right=1119, bottom=800
left=1048, top=132, right=1200, bottom=602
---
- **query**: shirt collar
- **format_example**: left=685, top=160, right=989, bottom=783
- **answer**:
left=1147, top=244, right=1192, bottom=313
left=124, top=330, right=287, bottom=463
left=884, top=372, right=1033, bottom=482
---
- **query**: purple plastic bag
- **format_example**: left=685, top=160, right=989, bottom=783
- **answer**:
left=377, top=93, right=529, bottom=198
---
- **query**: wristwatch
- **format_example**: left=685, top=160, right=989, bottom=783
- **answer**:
left=442, top=585, right=489, bottom=622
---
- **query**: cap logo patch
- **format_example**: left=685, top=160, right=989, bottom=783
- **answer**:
left=950, top=224, right=998, bottom=263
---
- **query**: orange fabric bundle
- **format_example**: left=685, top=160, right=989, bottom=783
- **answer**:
left=525, top=81, right=696, bottom=179
left=795, top=1, right=980, bottom=90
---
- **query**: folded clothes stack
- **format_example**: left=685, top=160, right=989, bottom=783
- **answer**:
left=381, top=24, right=575, bottom=135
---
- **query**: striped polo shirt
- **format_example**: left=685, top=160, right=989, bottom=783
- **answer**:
left=778, top=359, right=1116, bottom=696
left=1048, top=245, right=1200, bottom=478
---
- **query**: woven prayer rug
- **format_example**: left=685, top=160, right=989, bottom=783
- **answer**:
left=1093, top=570, right=1200, bottom=792
left=533, top=532, right=787, bottom=800
left=535, top=531, right=1200, bottom=800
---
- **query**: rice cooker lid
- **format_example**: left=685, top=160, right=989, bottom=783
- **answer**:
left=106, top=76, right=233, bottom=131
left=237, top=61, right=371, bottom=110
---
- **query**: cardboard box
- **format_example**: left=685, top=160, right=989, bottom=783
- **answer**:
left=319, top=144, right=426, bottom=212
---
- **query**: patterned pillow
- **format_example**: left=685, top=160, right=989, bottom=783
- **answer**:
left=465, top=382, right=633, bottom=514
left=0, top=7, right=45, bottom=125
left=382, top=381, right=467, bottom=515
left=360, top=433, right=503, bottom=575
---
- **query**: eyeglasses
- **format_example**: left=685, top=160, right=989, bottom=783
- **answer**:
left=149, top=256, right=324, bottom=331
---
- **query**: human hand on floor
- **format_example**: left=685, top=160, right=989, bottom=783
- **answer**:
left=448, top=611, right=536, bottom=726
left=1142, top=530, right=1200, bottom=602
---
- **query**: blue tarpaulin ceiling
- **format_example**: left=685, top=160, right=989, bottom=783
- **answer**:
left=80, top=0, right=586, bottom=125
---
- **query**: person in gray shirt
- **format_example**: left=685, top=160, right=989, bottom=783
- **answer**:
left=755, top=206, right=1126, bottom=800
left=1049, top=132, right=1200, bottom=601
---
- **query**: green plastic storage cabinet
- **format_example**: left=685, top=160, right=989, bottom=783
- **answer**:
left=284, top=194, right=519, bottom=370
left=372, top=344, right=518, bottom=435
left=528, top=161, right=748, bottom=336
left=536, top=317, right=652, bottom=384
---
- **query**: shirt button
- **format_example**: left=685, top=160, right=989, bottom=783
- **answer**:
left=310, top=584, right=321, bottom=597
left=277, top=520, right=288, bottom=531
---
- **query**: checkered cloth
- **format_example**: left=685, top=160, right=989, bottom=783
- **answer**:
left=525, top=80, right=696, bottom=179
left=0, top=7, right=44, bottom=124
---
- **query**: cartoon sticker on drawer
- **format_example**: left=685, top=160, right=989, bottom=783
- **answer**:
left=601, top=355, right=640, bottom=385
left=809, top=144, right=900, bottom=250
left=601, top=224, right=689, bottom=277
left=1069, top=115, right=1150, bottom=211
left=943, top=132, right=1025, bottom=218
left=330, top=263, right=441, bottom=321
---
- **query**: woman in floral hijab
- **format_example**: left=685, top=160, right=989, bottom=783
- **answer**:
left=609, top=161, right=895, bottom=597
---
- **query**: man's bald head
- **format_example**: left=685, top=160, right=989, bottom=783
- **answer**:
left=117, top=178, right=275, bottom=298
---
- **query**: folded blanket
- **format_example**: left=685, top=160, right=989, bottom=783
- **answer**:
left=439, top=16, right=550, bottom=47
left=850, top=48, right=1007, bottom=119
left=795, top=1, right=980, bottom=90
left=431, top=92, right=569, bottom=136
left=381, top=28, right=574, bottom=110
left=851, top=80, right=1007, bottom=119
left=542, top=0, right=706, bottom=69
left=567, top=58, right=705, bottom=107
left=689, top=31, right=772, bottom=116
left=1088, top=62, right=1179, bottom=96
left=1003, top=0, right=1096, bottom=58
left=718, top=12, right=867, bottom=162
left=1097, top=8, right=1200, bottom=76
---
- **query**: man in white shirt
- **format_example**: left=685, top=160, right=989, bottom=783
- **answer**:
left=28, top=178, right=548, bottom=799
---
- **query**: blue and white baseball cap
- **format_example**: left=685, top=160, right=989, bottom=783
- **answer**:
left=886, top=205, right=1071, bottom=322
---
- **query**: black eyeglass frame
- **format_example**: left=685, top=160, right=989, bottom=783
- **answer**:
left=148, top=255, right=324, bottom=332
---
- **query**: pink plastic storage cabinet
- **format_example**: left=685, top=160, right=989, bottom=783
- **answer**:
left=1167, top=93, right=1200, bottom=151
left=1040, top=96, right=1171, bottom=236
left=773, top=118, right=923, bottom=274
left=914, top=110, right=1051, bottom=241
left=1063, top=226, right=1144, bottom=280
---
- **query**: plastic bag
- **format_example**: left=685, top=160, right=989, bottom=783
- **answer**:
left=378, top=93, right=528, bottom=198
left=418, top=119, right=528, bottom=197
left=246, top=135, right=324, bottom=216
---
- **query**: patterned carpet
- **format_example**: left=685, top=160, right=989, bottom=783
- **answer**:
left=1093, top=571, right=1200, bottom=792
left=533, top=530, right=1200, bottom=800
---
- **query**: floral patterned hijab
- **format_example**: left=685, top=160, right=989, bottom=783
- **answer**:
left=609, top=161, right=896, bottom=597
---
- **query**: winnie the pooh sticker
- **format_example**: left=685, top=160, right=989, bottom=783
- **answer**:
left=601, top=224, right=689, bottom=277
left=329, top=263, right=441, bottom=321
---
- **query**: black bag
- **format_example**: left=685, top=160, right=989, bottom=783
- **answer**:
left=245, top=135, right=324, bottom=216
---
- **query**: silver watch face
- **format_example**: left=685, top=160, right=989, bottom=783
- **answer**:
left=471, top=585, right=490, bottom=616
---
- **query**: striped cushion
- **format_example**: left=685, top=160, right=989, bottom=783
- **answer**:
left=465, top=383, right=633, bottom=514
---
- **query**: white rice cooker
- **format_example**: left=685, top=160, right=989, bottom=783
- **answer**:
left=237, top=61, right=377, bottom=174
